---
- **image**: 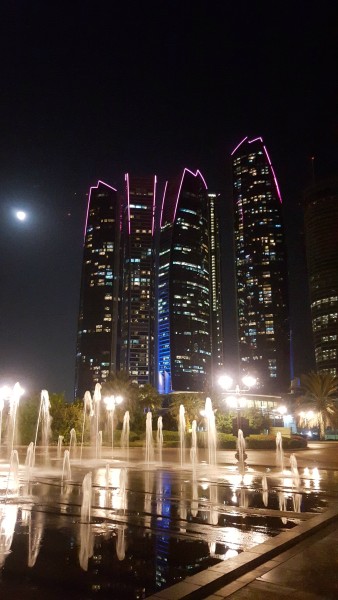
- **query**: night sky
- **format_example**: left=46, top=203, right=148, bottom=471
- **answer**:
left=0, top=0, right=337, bottom=400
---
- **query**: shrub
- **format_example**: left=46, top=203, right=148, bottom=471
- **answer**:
left=163, top=430, right=180, bottom=442
left=246, top=435, right=276, bottom=449
left=217, top=433, right=237, bottom=449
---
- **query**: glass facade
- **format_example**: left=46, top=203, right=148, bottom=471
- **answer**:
left=158, top=169, right=212, bottom=392
left=303, top=178, right=338, bottom=376
left=120, top=174, right=156, bottom=386
left=75, top=181, right=120, bottom=398
left=208, top=193, right=224, bottom=381
left=231, top=137, right=290, bottom=392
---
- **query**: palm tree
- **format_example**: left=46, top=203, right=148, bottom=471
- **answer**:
left=298, top=371, right=338, bottom=440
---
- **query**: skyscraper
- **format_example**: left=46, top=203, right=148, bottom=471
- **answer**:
left=158, top=168, right=212, bottom=393
left=120, top=174, right=157, bottom=386
left=208, top=193, right=224, bottom=382
left=231, top=136, right=290, bottom=392
left=75, top=180, right=120, bottom=399
left=303, top=177, right=338, bottom=376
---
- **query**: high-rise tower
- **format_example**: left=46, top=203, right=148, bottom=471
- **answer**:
left=158, top=168, right=212, bottom=393
left=120, top=174, right=157, bottom=386
left=231, top=136, right=290, bottom=392
left=75, top=180, right=120, bottom=398
left=208, top=193, right=224, bottom=382
left=303, top=177, right=338, bottom=376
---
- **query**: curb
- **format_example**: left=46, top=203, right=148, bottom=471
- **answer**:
left=147, top=505, right=338, bottom=600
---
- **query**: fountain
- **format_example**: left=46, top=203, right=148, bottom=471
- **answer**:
left=62, top=450, right=71, bottom=483
left=157, top=415, right=163, bottom=463
left=7, top=383, right=24, bottom=456
left=92, top=383, right=102, bottom=459
left=236, top=429, right=247, bottom=474
left=262, top=474, right=268, bottom=507
left=121, top=411, right=130, bottom=461
left=57, top=435, right=64, bottom=459
left=0, top=384, right=329, bottom=599
left=33, top=389, right=52, bottom=460
left=179, top=404, right=186, bottom=467
left=204, top=397, right=216, bottom=466
left=290, top=453, right=301, bottom=488
left=81, top=472, right=92, bottom=522
left=145, top=411, right=154, bottom=464
left=68, top=428, right=77, bottom=459
left=276, top=431, right=284, bottom=472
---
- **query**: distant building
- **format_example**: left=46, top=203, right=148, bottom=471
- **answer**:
left=120, top=174, right=157, bottom=387
left=75, top=181, right=120, bottom=399
left=75, top=170, right=224, bottom=398
left=208, top=192, right=224, bottom=382
left=158, top=169, right=212, bottom=392
left=303, top=177, right=338, bottom=376
left=231, top=136, right=290, bottom=392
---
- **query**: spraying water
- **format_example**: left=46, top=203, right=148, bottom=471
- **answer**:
left=80, top=391, right=93, bottom=460
left=276, top=431, right=284, bottom=472
left=81, top=472, right=92, bottom=522
left=262, top=474, right=268, bottom=507
left=57, top=435, right=64, bottom=459
left=69, top=428, right=77, bottom=459
left=179, top=405, right=186, bottom=467
left=62, top=450, right=71, bottom=483
left=236, top=429, right=246, bottom=474
left=24, top=442, right=35, bottom=484
left=190, top=419, right=198, bottom=472
left=205, top=397, right=216, bottom=466
left=6, top=450, right=19, bottom=496
left=121, top=411, right=130, bottom=461
left=290, top=453, right=300, bottom=488
left=7, top=383, right=24, bottom=456
left=145, top=412, right=154, bottom=464
left=93, top=384, right=102, bottom=459
left=33, top=390, right=52, bottom=463
left=157, top=416, right=163, bottom=464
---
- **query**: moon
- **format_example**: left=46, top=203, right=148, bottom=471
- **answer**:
left=16, top=210, right=27, bottom=221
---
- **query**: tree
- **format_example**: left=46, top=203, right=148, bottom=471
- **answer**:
left=298, top=371, right=338, bottom=440
left=168, top=393, right=205, bottom=430
left=101, top=371, right=138, bottom=427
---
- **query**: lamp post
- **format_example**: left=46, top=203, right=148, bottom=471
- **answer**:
left=104, top=395, right=123, bottom=457
left=218, top=374, right=256, bottom=434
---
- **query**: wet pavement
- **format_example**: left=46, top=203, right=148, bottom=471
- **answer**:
left=148, top=505, right=338, bottom=600
left=148, top=442, right=338, bottom=600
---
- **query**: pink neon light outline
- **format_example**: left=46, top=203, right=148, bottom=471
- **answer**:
left=84, top=180, right=117, bottom=241
left=263, top=145, right=282, bottom=203
left=160, top=180, right=168, bottom=228
left=125, top=173, right=131, bottom=234
left=173, top=168, right=208, bottom=224
left=152, top=175, right=157, bottom=236
left=231, top=136, right=248, bottom=156
left=248, top=136, right=263, bottom=144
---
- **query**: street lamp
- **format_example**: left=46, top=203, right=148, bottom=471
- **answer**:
left=218, top=374, right=257, bottom=433
left=104, top=395, right=123, bottom=456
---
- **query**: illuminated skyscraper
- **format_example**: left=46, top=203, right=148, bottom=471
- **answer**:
left=120, top=174, right=157, bottom=386
left=158, top=168, right=212, bottom=392
left=75, top=180, right=120, bottom=398
left=208, top=192, right=224, bottom=381
left=303, top=177, right=338, bottom=375
left=231, top=136, right=290, bottom=391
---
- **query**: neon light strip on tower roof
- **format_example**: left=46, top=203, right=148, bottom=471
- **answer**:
left=152, top=175, right=157, bottom=236
left=84, top=180, right=117, bottom=241
left=125, top=173, right=131, bottom=234
left=248, top=136, right=263, bottom=144
left=160, top=180, right=168, bottom=228
left=263, top=145, right=282, bottom=204
left=173, top=168, right=208, bottom=224
left=231, top=136, right=248, bottom=156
